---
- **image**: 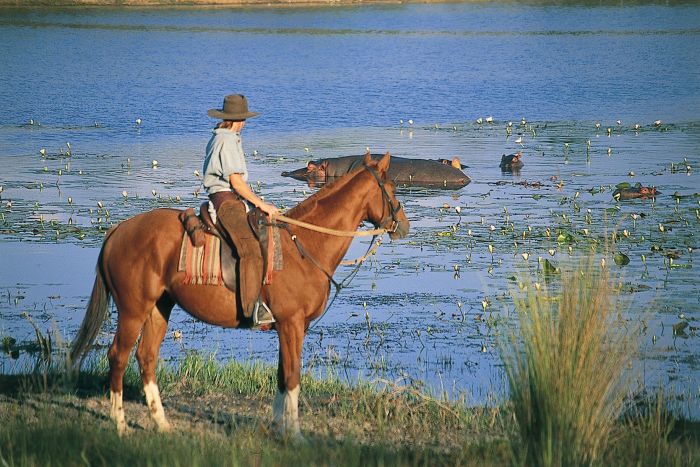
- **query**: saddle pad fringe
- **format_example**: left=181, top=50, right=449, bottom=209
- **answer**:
left=178, top=232, right=223, bottom=286
left=264, top=225, right=284, bottom=284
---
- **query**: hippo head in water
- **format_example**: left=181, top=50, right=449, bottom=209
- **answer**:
left=437, top=157, right=467, bottom=170
left=500, top=151, right=524, bottom=171
left=613, top=185, right=661, bottom=201
left=639, top=186, right=659, bottom=197
left=281, top=160, right=329, bottom=187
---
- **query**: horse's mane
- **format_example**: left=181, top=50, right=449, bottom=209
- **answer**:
left=285, top=164, right=368, bottom=220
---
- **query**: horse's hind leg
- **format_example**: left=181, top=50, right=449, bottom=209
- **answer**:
left=136, top=296, right=173, bottom=432
left=108, top=308, right=150, bottom=435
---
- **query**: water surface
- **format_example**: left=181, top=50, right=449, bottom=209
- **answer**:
left=1, top=3, right=699, bottom=415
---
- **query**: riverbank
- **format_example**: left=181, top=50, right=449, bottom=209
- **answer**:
left=1, top=353, right=699, bottom=466
left=0, top=0, right=406, bottom=7
left=1, top=0, right=688, bottom=8
left=0, top=354, right=510, bottom=466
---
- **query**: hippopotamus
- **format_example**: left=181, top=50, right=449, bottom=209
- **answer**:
left=500, top=152, right=524, bottom=171
left=613, top=186, right=660, bottom=200
left=282, top=153, right=470, bottom=189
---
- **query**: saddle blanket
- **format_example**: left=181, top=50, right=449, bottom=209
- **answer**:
left=178, top=232, right=223, bottom=286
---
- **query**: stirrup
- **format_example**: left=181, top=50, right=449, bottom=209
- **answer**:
left=253, top=300, right=276, bottom=327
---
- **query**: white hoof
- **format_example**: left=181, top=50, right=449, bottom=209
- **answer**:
left=143, top=381, right=171, bottom=433
left=110, top=390, right=128, bottom=436
left=272, top=386, right=301, bottom=439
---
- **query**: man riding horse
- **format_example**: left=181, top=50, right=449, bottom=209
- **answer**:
left=202, top=94, right=277, bottom=324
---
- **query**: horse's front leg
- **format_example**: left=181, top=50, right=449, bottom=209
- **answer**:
left=273, top=318, right=305, bottom=439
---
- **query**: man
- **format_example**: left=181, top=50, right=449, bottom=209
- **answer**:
left=203, top=94, right=278, bottom=322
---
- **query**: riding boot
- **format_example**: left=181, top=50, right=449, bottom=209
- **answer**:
left=215, top=200, right=263, bottom=319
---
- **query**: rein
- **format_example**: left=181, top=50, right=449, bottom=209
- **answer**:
left=291, top=233, right=380, bottom=331
left=277, top=165, right=401, bottom=330
left=271, top=213, right=390, bottom=237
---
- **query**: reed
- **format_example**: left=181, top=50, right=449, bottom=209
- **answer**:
left=502, top=261, right=633, bottom=466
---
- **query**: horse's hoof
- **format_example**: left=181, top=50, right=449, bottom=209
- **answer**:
left=116, top=421, right=130, bottom=437
left=156, top=421, right=172, bottom=433
left=281, top=429, right=305, bottom=444
left=272, top=423, right=303, bottom=442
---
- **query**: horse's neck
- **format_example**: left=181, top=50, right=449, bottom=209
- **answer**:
left=288, top=171, right=370, bottom=270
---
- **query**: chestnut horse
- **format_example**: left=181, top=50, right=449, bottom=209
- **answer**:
left=70, top=152, right=409, bottom=437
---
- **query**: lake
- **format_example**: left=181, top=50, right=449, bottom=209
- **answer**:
left=1, top=3, right=699, bottom=416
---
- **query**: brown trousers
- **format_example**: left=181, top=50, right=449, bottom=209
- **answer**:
left=211, top=194, right=262, bottom=318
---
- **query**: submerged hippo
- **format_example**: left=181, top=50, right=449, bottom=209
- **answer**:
left=613, top=186, right=660, bottom=200
left=500, top=151, right=524, bottom=171
left=282, top=152, right=470, bottom=189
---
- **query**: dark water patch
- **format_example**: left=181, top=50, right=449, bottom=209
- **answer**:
left=4, top=17, right=700, bottom=37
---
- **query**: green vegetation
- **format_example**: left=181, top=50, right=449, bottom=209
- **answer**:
left=501, top=263, right=700, bottom=466
left=502, top=265, right=632, bottom=466
left=1, top=263, right=699, bottom=466
left=0, top=354, right=509, bottom=466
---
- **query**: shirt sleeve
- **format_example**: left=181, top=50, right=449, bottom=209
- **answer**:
left=219, top=134, right=247, bottom=177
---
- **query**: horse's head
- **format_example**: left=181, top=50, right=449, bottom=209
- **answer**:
left=362, top=151, right=409, bottom=240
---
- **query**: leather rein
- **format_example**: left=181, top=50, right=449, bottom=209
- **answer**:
left=274, top=166, right=402, bottom=329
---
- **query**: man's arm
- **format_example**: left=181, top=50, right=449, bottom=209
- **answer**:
left=229, top=173, right=278, bottom=216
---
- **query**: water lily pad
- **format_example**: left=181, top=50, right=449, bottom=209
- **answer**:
left=542, top=258, right=560, bottom=275
left=672, top=321, right=689, bottom=336
left=556, top=231, right=574, bottom=243
left=614, top=252, right=630, bottom=266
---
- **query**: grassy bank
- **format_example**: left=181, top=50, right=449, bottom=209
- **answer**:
left=1, top=352, right=699, bottom=466
left=2, top=263, right=700, bottom=465
left=0, top=354, right=510, bottom=466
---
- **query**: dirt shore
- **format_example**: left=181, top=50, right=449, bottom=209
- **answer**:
left=0, top=0, right=422, bottom=7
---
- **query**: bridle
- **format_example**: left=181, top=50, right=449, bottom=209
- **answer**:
left=365, top=165, right=402, bottom=235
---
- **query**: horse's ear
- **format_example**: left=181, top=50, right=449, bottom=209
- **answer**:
left=362, top=150, right=373, bottom=166
left=377, top=151, right=391, bottom=174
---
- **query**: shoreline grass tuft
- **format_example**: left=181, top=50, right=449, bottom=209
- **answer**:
left=502, top=262, right=634, bottom=466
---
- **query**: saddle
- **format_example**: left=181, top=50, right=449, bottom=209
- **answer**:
left=178, top=203, right=282, bottom=294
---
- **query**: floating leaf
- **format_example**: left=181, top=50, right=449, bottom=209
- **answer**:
left=614, top=252, right=630, bottom=266
left=532, top=194, right=543, bottom=200
left=556, top=231, right=574, bottom=244
left=672, top=321, right=689, bottom=336
left=615, top=182, right=631, bottom=190
left=542, top=258, right=560, bottom=276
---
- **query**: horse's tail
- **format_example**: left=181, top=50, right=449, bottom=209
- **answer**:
left=69, top=228, right=116, bottom=370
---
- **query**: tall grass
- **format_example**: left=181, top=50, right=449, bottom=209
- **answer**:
left=502, top=263, right=633, bottom=466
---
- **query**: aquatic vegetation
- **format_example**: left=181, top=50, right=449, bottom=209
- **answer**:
left=1, top=116, right=697, bottom=415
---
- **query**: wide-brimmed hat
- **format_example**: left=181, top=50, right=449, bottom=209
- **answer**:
left=207, top=94, right=259, bottom=120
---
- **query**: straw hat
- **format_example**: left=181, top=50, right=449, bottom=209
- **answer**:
left=207, top=94, right=259, bottom=120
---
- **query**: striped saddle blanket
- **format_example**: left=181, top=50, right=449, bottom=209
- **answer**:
left=177, top=232, right=223, bottom=286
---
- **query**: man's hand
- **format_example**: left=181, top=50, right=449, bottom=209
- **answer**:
left=259, top=202, right=279, bottom=217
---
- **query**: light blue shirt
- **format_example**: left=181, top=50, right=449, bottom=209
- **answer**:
left=202, top=128, right=248, bottom=194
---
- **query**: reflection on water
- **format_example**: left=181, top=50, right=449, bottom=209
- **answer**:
left=1, top=4, right=699, bottom=416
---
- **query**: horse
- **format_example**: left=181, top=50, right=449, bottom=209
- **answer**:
left=69, top=152, right=409, bottom=438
